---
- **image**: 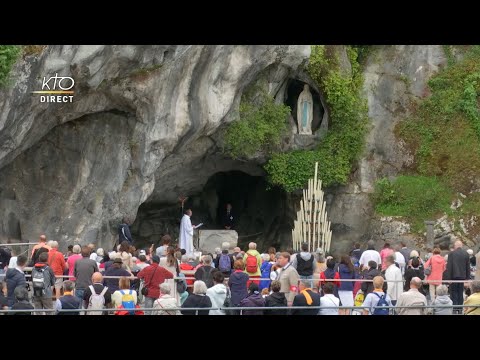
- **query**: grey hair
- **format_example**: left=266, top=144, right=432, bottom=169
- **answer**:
left=202, top=255, right=212, bottom=265
left=471, top=280, right=480, bottom=294
left=14, top=286, right=29, bottom=301
left=50, top=241, right=59, bottom=249
left=159, top=282, right=171, bottom=295
left=193, top=280, right=208, bottom=295
left=181, top=254, right=189, bottom=263
left=46, top=240, right=55, bottom=248
left=72, top=244, right=81, bottom=254
left=436, top=285, right=449, bottom=297
left=249, top=242, right=257, bottom=250
left=410, top=277, right=423, bottom=288
left=261, top=253, right=270, bottom=262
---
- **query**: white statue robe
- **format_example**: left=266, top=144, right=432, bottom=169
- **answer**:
left=179, top=214, right=194, bottom=255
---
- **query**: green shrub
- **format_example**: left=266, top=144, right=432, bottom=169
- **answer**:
left=224, top=92, right=290, bottom=159
left=398, top=45, right=480, bottom=193
left=265, top=45, right=369, bottom=191
left=0, top=45, right=21, bottom=86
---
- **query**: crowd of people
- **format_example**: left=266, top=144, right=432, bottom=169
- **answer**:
left=0, top=233, right=479, bottom=315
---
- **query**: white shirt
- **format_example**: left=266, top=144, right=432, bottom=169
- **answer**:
left=359, top=250, right=381, bottom=268
left=362, top=291, right=392, bottom=315
left=8, top=257, right=18, bottom=269
left=385, top=264, right=403, bottom=301
left=395, top=252, right=406, bottom=275
left=319, top=294, right=339, bottom=315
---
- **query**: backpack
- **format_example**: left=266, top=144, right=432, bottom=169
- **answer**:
left=245, top=253, right=258, bottom=273
left=354, top=291, right=365, bottom=307
left=372, top=292, right=389, bottom=315
left=219, top=254, right=231, bottom=273
left=120, top=290, right=136, bottom=315
left=201, top=267, right=214, bottom=288
left=32, top=267, right=46, bottom=296
left=87, top=285, right=108, bottom=315
left=176, top=273, right=188, bottom=294
left=351, top=256, right=360, bottom=268
left=30, top=247, right=49, bottom=267
left=296, top=255, right=314, bottom=276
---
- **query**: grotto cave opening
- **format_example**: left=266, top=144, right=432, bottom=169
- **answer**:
left=131, top=170, right=296, bottom=252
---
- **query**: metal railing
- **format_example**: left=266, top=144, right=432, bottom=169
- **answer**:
left=0, top=303, right=478, bottom=315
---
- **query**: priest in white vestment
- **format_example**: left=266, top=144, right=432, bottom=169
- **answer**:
left=179, top=209, right=195, bottom=255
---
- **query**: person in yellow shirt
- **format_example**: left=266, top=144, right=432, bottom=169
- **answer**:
left=464, top=280, right=480, bottom=315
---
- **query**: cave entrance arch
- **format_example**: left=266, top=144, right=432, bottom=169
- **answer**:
left=198, top=171, right=293, bottom=250
left=131, top=170, right=295, bottom=252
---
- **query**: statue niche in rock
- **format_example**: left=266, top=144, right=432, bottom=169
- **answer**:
left=297, top=84, right=313, bottom=135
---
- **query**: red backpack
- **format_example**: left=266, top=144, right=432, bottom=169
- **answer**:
left=246, top=253, right=258, bottom=273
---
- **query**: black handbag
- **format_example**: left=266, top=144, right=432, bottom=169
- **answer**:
left=223, top=286, right=234, bottom=315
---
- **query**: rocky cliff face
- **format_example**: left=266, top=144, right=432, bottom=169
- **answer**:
left=326, top=45, right=447, bottom=253
left=0, top=45, right=310, bottom=249
left=0, top=45, right=454, bottom=254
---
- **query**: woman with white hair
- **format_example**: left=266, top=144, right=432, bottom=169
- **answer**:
left=431, top=285, right=453, bottom=315
left=95, top=248, right=104, bottom=265
left=153, top=282, right=181, bottom=315
left=181, top=280, right=212, bottom=315
left=212, top=247, right=222, bottom=268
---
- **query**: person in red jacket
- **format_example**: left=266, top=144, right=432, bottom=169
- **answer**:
left=48, top=241, right=66, bottom=300
left=137, top=255, right=173, bottom=314
left=319, top=258, right=341, bottom=297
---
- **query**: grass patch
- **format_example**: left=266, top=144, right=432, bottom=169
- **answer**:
left=398, top=45, right=480, bottom=194
left=373, top=176, right=452, bottom=231
left=377, top=46, right=480, bottom=233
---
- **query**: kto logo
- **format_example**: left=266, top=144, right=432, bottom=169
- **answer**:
left=32, top=73, right=75, bottom=103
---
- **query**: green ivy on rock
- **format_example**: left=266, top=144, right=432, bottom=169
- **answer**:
left=0, top=45, right=21, bottom=86
left=265, top=45, right=369, bottom=192
left=223, top=91, right=291, bottom=159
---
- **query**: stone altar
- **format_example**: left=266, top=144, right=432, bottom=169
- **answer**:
left=198, top=230, right=238, bottom=254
